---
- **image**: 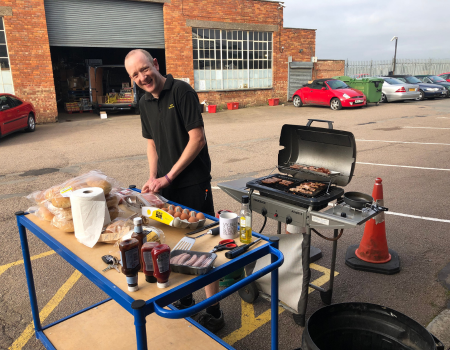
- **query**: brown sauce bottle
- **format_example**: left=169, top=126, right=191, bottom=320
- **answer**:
left=131, top=217, right=147, bottom=272
left=119, top=238, right=141, bottom=292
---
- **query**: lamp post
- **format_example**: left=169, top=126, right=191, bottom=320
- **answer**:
left=391, top=36, right=398, bottom=75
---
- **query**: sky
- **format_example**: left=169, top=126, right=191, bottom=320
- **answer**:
left=281, top=0, right=450, bottom=61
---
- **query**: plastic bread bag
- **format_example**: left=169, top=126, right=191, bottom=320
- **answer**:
left=26, top=205, right=56, bottom=222
left=51, top=216, right=75, bottom=233
left=117, top=188, right=168, bottom=209
left=58, top=170, right=123, bottom=198
left=99, top=217, right=135, bottom=244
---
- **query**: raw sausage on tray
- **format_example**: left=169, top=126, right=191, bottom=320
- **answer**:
left=191, top=254, right=207, bottom=267
left=184, top=254, right=198, bottom=266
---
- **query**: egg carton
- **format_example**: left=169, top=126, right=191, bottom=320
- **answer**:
left=141, top=206, right=206, bottom=229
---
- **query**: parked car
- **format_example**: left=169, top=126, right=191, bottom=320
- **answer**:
left=414, top=75, right=450, bottom=97
left=0, top=93, right=36, bottom=138
left=438, top=72, right=450, bottom=82
left=389, top=75, right=447, bottom=100
left=292, top=79, right=366, bottom=110
left=378, top=77, right=420, bottom=103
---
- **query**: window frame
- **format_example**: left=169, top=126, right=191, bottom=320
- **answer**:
left=192, top=28, right=273, bottom=91
left=0, top=17, right=14, bottom=94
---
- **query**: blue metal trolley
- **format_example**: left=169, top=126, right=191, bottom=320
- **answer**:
left=15, top=198, right=283, bottom=350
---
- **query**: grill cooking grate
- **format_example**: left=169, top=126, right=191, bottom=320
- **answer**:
left=257, top=175, right=328, bottom=198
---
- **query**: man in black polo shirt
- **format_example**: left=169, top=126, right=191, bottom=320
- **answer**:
left=125, top=49, right=224, bottom=332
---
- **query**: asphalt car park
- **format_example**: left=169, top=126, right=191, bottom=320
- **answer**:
left=1, top=98, right=450, bottom=349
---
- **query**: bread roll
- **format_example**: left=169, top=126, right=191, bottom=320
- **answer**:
left=52, top=216, right=74, bottom=233
left=108, top=206, right=119, bottom=221
left=86, top=176, right=112, bottom=195
left=51, top=193, right=71, bottom=209
left=48, top=204, right=73, bottom=220
left=45, top=186, right=60, bottom=201
left=105, top=194, right=119, bottom=208
left=37, top=206, right=54, bottom=221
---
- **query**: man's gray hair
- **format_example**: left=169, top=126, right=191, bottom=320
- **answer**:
left=125, top=49, right=154, bottom=65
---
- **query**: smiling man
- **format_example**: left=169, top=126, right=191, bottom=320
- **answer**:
left=124, top=49, right=224, bottom=332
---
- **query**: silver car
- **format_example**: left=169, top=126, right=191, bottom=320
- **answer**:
left=379, top=77, right=420, bottom=102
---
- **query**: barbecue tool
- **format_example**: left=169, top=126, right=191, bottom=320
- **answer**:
left=225, top=238, right=262, bottom=259
left=173, top=226, right=220, bottom=251
left=185, top=221, right=219, bottom=236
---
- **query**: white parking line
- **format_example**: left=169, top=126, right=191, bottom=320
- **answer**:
left=356, top=162, right=450, bottom=171
left=356, top=139, right=450, bottom=146
left=385, top=211, right=450, bottom=223
left=403, top=126, right=450, bottom=130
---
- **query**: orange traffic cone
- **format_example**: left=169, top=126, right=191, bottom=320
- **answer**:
left=345, top=178, right=400, bottom=274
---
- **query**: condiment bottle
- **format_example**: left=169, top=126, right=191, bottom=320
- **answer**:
left=141, top=242, right=159, bottom=283
left=131, top=217, right=147, bottom=272
left=239, top=195, right=252, bottom=244
left=151, top=244, right=171, bottom=288
left=119, top=238, right=141, bottom=292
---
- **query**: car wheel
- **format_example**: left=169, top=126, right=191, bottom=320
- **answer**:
left=380, top=93, right=388, bottom=103
left=415, top=90, right=424, bottom=101
left=25, top=114, right=36, bottom=132
left=330, top=98, right=342, bottom=110
left=446, top=90, right=450, bottom=98
left=293, top=95, right=303, bottom=107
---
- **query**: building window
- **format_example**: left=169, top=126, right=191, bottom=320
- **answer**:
left=192, top=28, right=272, bottom=91
left=0, top=17, right=14, bottom=94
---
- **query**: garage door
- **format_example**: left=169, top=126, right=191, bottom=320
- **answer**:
left=288, top=62, right=313, bottom=100
left=44, top=0, right=164, bottom=48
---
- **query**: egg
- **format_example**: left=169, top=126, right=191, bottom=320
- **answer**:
left=196, top=212, right=205, bottom=220
left=188, top=216, right=199, bottom=223
left=168, top=205, right=175, bottom=211
left=167, top=210, right=175, bottom=216
left=182, top=208, right=190, bottom=214
left=190, top=211, right=196, bottom=217
left=180, top=213, right=189, bottom=221
left=173, top=211, right=182, bottom=218
left=175, top=206, right=182, bottom=212
left=161, top=207, right=168, bottom=212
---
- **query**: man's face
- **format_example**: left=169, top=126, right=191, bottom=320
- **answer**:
left=125, top=52, right=163, bottom=95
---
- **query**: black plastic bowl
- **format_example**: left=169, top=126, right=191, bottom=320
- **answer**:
left=302, top=303, right=443, bottom=350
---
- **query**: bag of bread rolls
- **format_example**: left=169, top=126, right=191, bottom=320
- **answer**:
left=52, top=216, right=75, bottom=233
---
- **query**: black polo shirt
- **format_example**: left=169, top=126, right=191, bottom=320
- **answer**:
left=139, top=74, right=212, bottom=189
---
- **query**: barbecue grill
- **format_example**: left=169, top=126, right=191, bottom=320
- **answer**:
left=218, top=119, right=388, bottom=327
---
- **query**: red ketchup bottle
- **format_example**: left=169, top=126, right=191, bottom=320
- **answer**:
left=119, top=238, right=141, bottom=292
left=151, top=244, right=171, bottom=288
left=141, top=242, right=159, bottom=283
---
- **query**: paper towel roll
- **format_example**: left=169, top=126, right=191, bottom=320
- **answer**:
left=71, top=187, right=111, bottom=248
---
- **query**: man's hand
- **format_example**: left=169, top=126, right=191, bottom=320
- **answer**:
left=142, top=176, right=170, bottom=193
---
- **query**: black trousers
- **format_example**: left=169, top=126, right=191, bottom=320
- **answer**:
left=161, top=180, right=215, bottom=217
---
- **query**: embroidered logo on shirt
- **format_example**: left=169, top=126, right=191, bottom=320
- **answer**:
left=168, top=104, right=174, bottom=109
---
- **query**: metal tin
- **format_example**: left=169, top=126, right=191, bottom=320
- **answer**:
left=170, top=250, right=217, bottom=275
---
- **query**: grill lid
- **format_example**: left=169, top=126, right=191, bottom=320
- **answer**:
left=278, top=119, right=356, bottom=186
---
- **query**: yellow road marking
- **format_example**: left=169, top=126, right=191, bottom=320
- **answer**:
left=0, top=251, right=55, bottom=277
left=223, top=264, right=338, bottom=345
left=8, top=270, right=82, bottom=350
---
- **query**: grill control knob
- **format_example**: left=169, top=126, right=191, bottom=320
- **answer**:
left=286, top=216, right=292, bottom=224
left=274, top=213, right=278, bottom=218
left=261, top=208, right=268, bottom=216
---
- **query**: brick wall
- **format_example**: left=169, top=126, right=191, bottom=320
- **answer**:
left=163, top=0, right=316, bottom=107
left=314, top=59, right=345, bottom=80
left=2, top=0, right=57, bottom=123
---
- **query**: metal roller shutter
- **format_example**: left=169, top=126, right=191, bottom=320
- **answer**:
left=44, top=0, right=164, bottom=48
left=288, top=62, right=313, bottom=100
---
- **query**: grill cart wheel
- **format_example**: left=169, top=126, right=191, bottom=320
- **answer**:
left=238, top=281, right=259, bottom=304
left=293, top=313, right=305, bottom=327
left=320, top=290, right=333, bottom=305
left=330, top=98, right=342, bottom=110
left=293, top=95, right=303, bottom=107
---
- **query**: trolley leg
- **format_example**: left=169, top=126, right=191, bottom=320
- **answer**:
left=132, top=300, right=148, bottom=350
left=270, top=237, right=280, bottom=350
left=15, top=212, right=42, bottom=335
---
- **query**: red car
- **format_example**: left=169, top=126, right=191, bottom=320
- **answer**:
left=438, top=72, right=450, bottom=82
left=0, top=93, right=36, bottom=138
left=292, top=79, right=366, bottom=110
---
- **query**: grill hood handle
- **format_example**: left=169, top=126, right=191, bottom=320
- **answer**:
left=306, top=119, right=334, bottom=129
